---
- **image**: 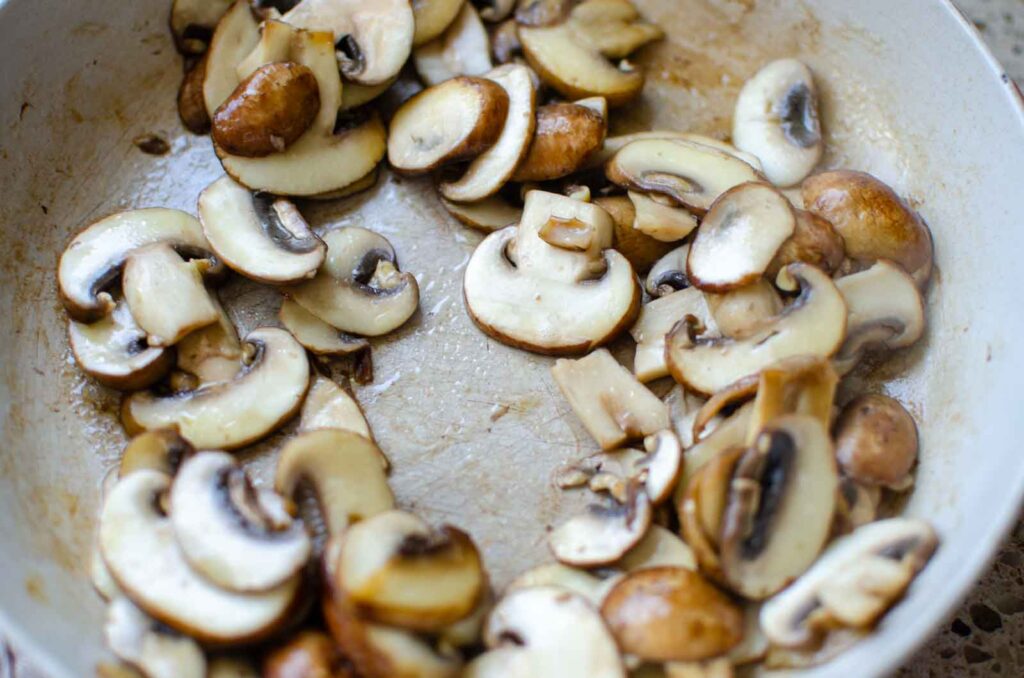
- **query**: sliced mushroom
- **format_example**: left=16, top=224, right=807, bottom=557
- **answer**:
left=100, top=471, right=302, bottom=644
left=678, top=445, right=746, bottom=584
left=761, top=518, right=938, bottom=648
left=122, top=243, right=220, bottom=347
left=490, top=18, right=521, bottom=63
left=299, top=375, right=373, bottom=440
left=280, top=298, right=369, bottom=356
left=834, top=477, right=882, bottom=534
left=465, top=587, right=625, bottom=678
left=549, top=485, right=652, bottom=566
left=833, top=259, right=925, bottom=374
left=630, top=288, right=717, bottom=382
left=834, top=394, right=918, bottom=490
left=288, top=227, right=420, bottom=337
left=803, top=170, right=934, bottom=284
left=203, top=0, right=261, bottom=115
left=558, top=431, right=681, bottom=505
left=275, top=429, right=394, bottom=536
left=703, top=279, right=783, bottom=339
left=645, top=244, right=690, bottom=298
left=464, top=192, right=639, bottom=354
left=310, top=165, right=382, bottom=200
left=733, top=59, right=823, bottom=187
left=607, top=139, right=764, bottom=214
left=170, top=452, right=311, bottom=592
left=600, top=567, right=743, bottom=662
left=340, top=77, right=395, bottom=111
left=686, top=182, right=796, bottom=292
left=475, top=0, right=515, bottom=22
left=665, top=264, right=848, bottom=396
left=629, top=191, right=698, bottom=243
left=68, top=300, right=174, bottom=391
left=586, top=131, right=763, bottom=173
left=414, top=3, right=493, bottom=85
left=178, top=55, right=211, bottom=134
left=282, top=0, right=414, bottom=85
left=594, top=195, right=675, bottom=273
left=439, top=63, right=537, bottom=202
left=105, top=597, right=206, bottom=678
left=122, top=328, right=310, bottom=450
left=120, top=428, right=194, bottom=478
left=511, top=101, right=607, bottom=182
left=507, top=563, right=617, bottom=606
left=616, top=525, right=697, bottom=572
left=413, top=0, right=467, bottom=46
left=58, top=208, right=221, bottom=323
left=170, top=0, right=235, bottom=55
left=766, top=209, right=845, bottom=279
left=718, top=415, right=839, bottom=600
left=336, top=510, right=485, bottom=631
left=263, top=630, right=356, bottom=678
left=388, top=77, right=510, bottom=174
left=746, top=355, right=839, bottom=440
left=199, top=176, right=326, bottom=283
left=175, top=296, right=243, bottom=385
left=207, top=657, right=261, bottom=678
left=440, top=194, right=522, bottom=232
left=552, top=348, right=668, bottom=449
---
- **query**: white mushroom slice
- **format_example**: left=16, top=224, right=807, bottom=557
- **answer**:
left=280, top=298, right=369, bottom=356
left=207, top=657, right=260, bottom=678
left=283, top=0, right=414, bottom=85
left=628, top=191, right=698, bottom=243
left=58, top=208, right=220, bottom=323
left=704, top=279, right=784, bottom=339
left=93, top=543, right=122, bottom=601
left=606, top=139, right=764, bottom=214
left=587, top=131, right=762, bottom=172
left=686, top=183, right=797, bottom=292
left=630, top=288, right=716, bottom=382
left=745, top=355, right=838, bottom=444
left=439, top=63, right=536, bottom=202
left=833, top=259, right=926, bottom=374
left=100, top=471, right=301, bottom=644
left=616, top=525, right=696, bottom=572
left=549, top=486, right=652, bottom=567
left=718, top=415, right=839, bottom=600
left=640, top=430, right=683, bottom=505
left=341, top=77, right=395, bottom=110
left=413, top=0, right=466, bottom=46
left=198, top=176, right=325, bottom=284
left=645, top=244, right=690, bottom=297
left=559, top=431, right=680, bottom=506
left=299, top=375, right=373, bottom=440
left=123, top=243, right=219, bottom=347
left=552, top=348, right=668, bottom=450
left=275, top=429, right=394, bottom=536
left=170, top=452, right=311, bottom=593
left=203, top=0, right=260, bottom=114
left=507, top=563, right=618, bottom=606
left=516, top=190, right=613, bottom=280
left=309, top=165, right=381, bottom=200
left=475, top=0, right=514, bottom=22
left=337, top=510, right=485, bottom=631
left=733, top=59, right=823, bottom=187
left=119, top=428, right=195, bottom=478
left=666, top=264, right=847, bottom=396
left=105, top=597, right=206, bottom=678
left=465, top=587, right=625, bottom=678
left=170, top=0, right=234, bottom=54
left=68, top=300, right=173, bottom=391
left=388, top=77, right=510, bottom=174
left=678, top=402, right=753, bottom=494
left=288, top=227, right=420, bottom=337
left=440, top=194, right=522, bottom=232
left=122, top=328, right=310, bottom=450
left=761, top=518, right=938, bottom=648
left=414, top=3, right=493, bottom=85
left=176, top=296, right=243, bottom=384
left=567, top=0, right=663, bottom=58
left=234, top=19, right=295, bottom=82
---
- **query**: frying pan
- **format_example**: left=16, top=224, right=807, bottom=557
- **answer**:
left=1, top=0, right=1022, bottom=676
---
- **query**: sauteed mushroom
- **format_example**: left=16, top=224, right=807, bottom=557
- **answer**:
left=704, top=280, right=783, bottom=338
left=299, top=375, right=373, bottom=439
left=264, top=630, right=356, bottom=678
left=549, top=485, right=652, bottom=566
left=414, top=3, right=494, bottom=85
left=119, top=428, right=194, bottom=478
left=645, top=244, right=690, bottom=297
left=279, top=298, right=369, bottom=356
left=104, top=597, right=206, bottom=678
left=412, top=0, right=467, bottom=47
left=512, top=100, right=608, bottom=182
left=594, top=195, right=675, bottom=273
left=630, top=288, right=716, bottom=382
left=834, top=394, right=919, bottom=490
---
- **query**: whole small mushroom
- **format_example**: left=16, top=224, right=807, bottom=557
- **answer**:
left=834, top=394, right=919, bottom=490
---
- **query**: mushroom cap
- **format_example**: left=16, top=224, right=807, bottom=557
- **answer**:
left=834, top=393, right=919, bottom=489
left=414, top=3, right=494, bottom=84
left=100, top=471, right=302, bottom=645
left=170, top=451, right=312, bottom=592
left=122, top=327, right=310, bottom=450
left=288, top=226, right=420, bottom=337
left=104, top=597, right=207, bottom=678
left=68, top=300, right=174, bottom=391
left=58, top=208, right=220, bottom=323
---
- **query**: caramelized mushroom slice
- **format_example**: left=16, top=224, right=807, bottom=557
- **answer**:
left=68, top=300, right=174, bottom=391
left=630, top=288, right=716, bottom=383
left=414, top=3, right=494, bottom=84
left=834, top=394, right=919, bottom=490
left=549, top=485, right=652, bottom=567
left=511, top=100, right=607, bottom=182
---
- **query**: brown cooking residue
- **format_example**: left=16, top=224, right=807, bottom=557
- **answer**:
left=133, top=133, right=170, bottom=156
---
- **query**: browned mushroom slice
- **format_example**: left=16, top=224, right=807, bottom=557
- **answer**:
left=413, top=0, right=468, bottom=46
left=601, top=567, right=743, bottom=662
left=718, top=415, right=839, bottom=600
left=678, top=444, right=746, bottom=584
left=414, top=3, right=494, bottom=84
left=834, top=394, right=919, bottom=490
left=766, top=209, right=845, bottom=279
left=665, top=264, right=847, bottom=396
left=511, top=101, right=607, bottom=182
left=704, top=280, right=784, bottom=338
left=388, top=77, right=510, bottom=174
left=593, top=195, right=675, bottom=273
left=607, top=139, right=764, bottom=214
left=280, top=298, right=369, bottom=356
left=629, top=191, right=698, bottom=243
left=549, top=485, right=652, bottom=567
left=440, top=194, right=522, bottom=232
left=630, top=288, right=716, bottom=383
left=68, top=300, right=174, bottom=391
left=746, top=355, right=838, bottom=440
left=179, top=55, right=211, bottom=134
left=802, top=170, right=934, bottom=284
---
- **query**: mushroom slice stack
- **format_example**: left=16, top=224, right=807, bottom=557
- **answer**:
left=412, top=0, right=467, bottom=47
left=464, top=191, right=639, bottom=354
left=464, top=587, right=625, bottom=678
left=105, top=597, right=207, bottom=678
left=170, top=452, right=312, bottom=592
left=666, top=263, right=848, bottom=396
left=548, top=484, right=653, bottom=567
left=279, top=298, right=369, bottom=356
left=414, top=3, right=494, bottom=85
left=282, top=0, right=415, bottom=86
left=440, top=63, right=537, bottom=202
left=718, top=415, right=839, bottom=599
left=606, top=139, right=764, bottom=215
left=558, top=430, right=682, bottom=505
left=335, top=510, right=486, bottom=631
left=387, top=77, right=510, bottom=174
left=275, top=429, right=394, bottom=536
left=100, top=471, right=302, bottom=645
left=58, top=208, right=221, bottom=323
left=551, top=348, right=668, bottom=449
left=299, top=375, right=373, bottom=439
left=833, top=259, right=925, bottom=374
left=170, top=0, right=234, bottom=55
left=288, top=227, right=420, bottom=337
left=645, top=244, right=691, bottom=298
left=511, top=99, right=608, bottom=182
left=733, top=59, right=824, bottom=187
left=68, top=300, right=174, bottom=391
left=761, top=518, right=938, bottom=648
left=630, top=287, right=717, bottom=382
left=686, top=183, right=797, bottom=292
left=123, top=327, right=310, bottom=450
left=198, top=176, right=326, bottom=284
left=440, top=194, right=522, bottom=232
